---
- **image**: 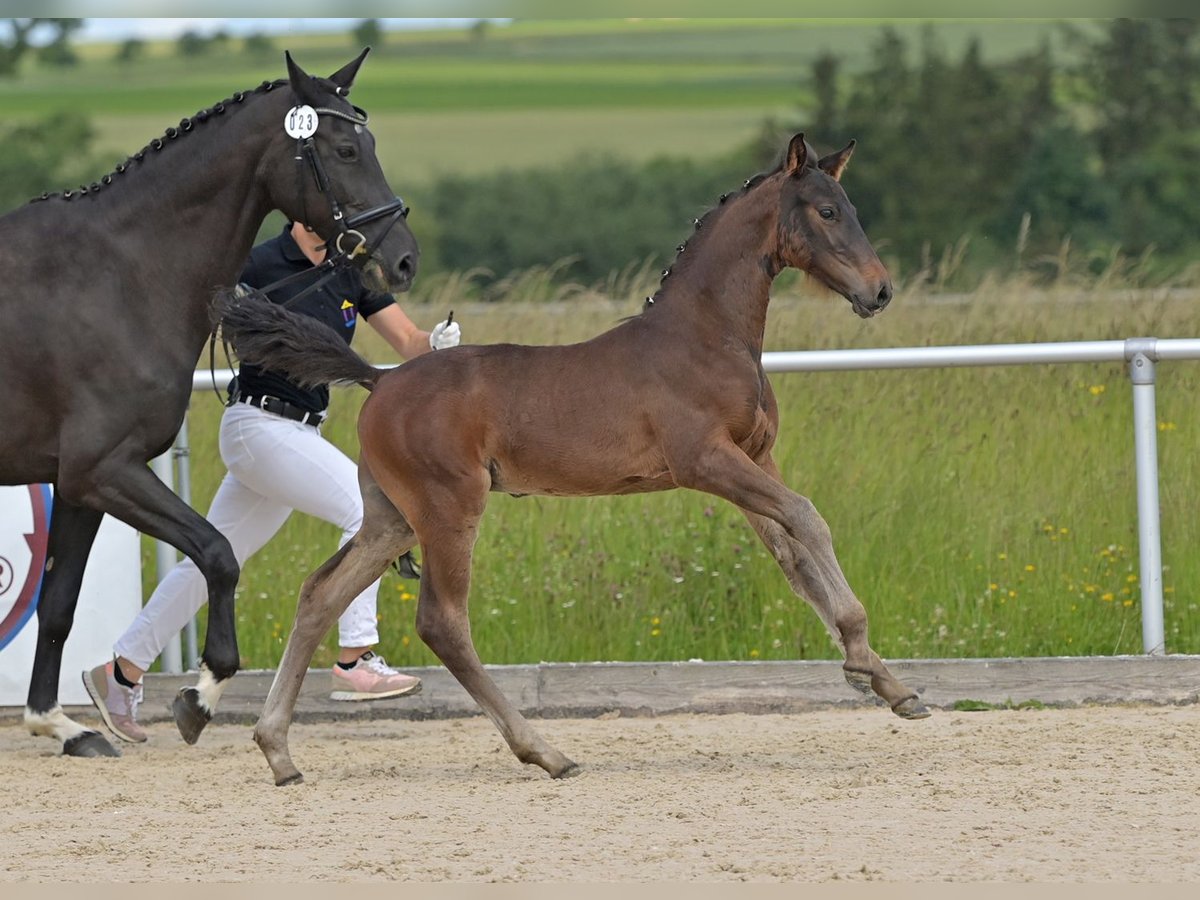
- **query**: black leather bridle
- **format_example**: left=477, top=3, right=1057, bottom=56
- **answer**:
left=209, top=99, right=411, bottom=397
left=296, top=102, right=410, bottom=268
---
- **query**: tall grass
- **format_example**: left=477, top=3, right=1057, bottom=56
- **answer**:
left=154, top=270, right=1200, bottom=671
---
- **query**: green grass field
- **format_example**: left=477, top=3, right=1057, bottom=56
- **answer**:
left=9, top=18, right=1170, bottom=671
left=155, top=278, right=1200, bottom=671
left=4, top=19, right=1080, bottom=186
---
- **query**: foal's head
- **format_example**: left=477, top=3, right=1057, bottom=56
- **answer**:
left=771, top=133, right=892, bottom=318
left=267, top=50, right=420, bottom=293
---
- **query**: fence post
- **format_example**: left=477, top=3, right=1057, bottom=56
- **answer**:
left=1126, top=339, right=1166, bottom=655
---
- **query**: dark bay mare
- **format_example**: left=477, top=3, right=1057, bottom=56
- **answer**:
left=218, top=133, right=927, bottom=786
left=0, top=49, right=419, bottom=758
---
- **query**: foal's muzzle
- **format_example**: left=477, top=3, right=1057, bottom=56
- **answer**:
left=850, top=281, right=893, bottom=319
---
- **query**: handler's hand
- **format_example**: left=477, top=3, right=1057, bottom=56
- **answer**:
left=429, top=319, right=461, bottom=351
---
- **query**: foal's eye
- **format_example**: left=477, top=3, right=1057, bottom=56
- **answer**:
left=818, top=207, right=836, bottom=220
left=336, top=146, right=358, bottom=161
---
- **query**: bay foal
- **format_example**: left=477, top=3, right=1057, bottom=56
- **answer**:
left=220, top=133, right=927, bottom=785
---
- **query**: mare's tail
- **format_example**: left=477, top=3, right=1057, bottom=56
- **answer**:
left=211, top=287, right=383, bottom=391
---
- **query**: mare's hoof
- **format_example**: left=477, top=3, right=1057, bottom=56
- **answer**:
left=63, top=730, right=120, bottom=758
left=275, top=772, right=304, bottom=788
left=891, top=695, right=931, bottom=719
left=173, top=687, right=213, bottom=745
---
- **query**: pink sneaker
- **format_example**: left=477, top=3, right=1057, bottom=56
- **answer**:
left=330, top=651, right=421, bottom=701
left=83, top=661, right=147, bottom=743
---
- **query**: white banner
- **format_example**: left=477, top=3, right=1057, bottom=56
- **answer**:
left=0, top=485, right=143, bottom=706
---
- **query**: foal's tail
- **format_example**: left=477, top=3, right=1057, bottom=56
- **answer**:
left=211, top=287, right=383, bottom=391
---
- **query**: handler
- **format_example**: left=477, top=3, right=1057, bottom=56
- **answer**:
left=83, top=220, right=460, bottom=743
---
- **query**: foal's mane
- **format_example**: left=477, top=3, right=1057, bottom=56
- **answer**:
left=642, top=166, right=779, bottom=311
left=28, top=78, right=290, bottom=206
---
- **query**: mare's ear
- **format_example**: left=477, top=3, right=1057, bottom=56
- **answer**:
left=785, top=133, right=809, bottom=175
left=286, top=51, right=323, bottom=106
left=817, top=140, right=856, bottom=182
left=329, top=48, right=371, bottom=96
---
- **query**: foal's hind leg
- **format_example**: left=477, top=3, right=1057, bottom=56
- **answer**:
left=254, top=476, right=414, bottom=786
left=412, top=487, right=578, bottom=778
left=673, top=443, right=926, bottom=718
left=24, top=499, right=119, bottom=758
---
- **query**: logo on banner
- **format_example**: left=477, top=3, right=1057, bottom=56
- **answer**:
left=0, top=485, right=52, bottom=653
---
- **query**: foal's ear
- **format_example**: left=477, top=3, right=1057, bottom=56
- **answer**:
left=817, top=140, right=856, bottom=182
left=785, top=133, right=809, bottom=175
left=328, top=48, right=371, bottom=95
left=285, top=51, right=323, bottom=106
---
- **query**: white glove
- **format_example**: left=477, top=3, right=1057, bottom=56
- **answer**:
left=429, top=319, right=461, bottom=351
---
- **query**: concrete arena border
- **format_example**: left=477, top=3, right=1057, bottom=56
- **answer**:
left=2, top=656, right=1197, bottom=726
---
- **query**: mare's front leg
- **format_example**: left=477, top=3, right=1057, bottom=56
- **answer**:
left=24, top=498, right=117, bottom=757
left=412, top=480, right=578, bottom=778
left=254, top=476, right=414, bottom=786
left=64, top=456, right=242, bottom=743
left=671, top=441, right=927, bottom=718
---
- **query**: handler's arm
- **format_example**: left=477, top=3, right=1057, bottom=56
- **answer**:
left=366, top=303, right=433, bottom=361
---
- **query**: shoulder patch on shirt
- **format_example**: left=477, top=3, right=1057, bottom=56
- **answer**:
left=340, top=299, right=356, bottom=328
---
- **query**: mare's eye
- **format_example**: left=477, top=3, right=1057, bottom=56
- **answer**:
left=336, top=145, right=358, bottom=161
left=819, top=207, right=836, bottom=220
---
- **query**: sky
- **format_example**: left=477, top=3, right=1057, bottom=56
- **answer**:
left=76, top=18, right=485, bottom=43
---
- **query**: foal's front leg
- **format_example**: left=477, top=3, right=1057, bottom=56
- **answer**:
left=672, top=442, right=927, bottom=718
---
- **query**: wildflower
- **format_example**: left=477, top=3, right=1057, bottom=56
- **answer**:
left=998, top=552, right=1008, bottom=561
left=1123, top=599, right=1134, bottom=608
left=1158, top=421, right=1177, bottom=432
left=651, top=628, right=661, bottom=637
left=749, top=648, right=760, bottom=658
left=1101, top=592, right=1114, bottom=602
left=1089, top=384, right=1106, bottom=396
left=1025, top=564, right=1036, bottom=572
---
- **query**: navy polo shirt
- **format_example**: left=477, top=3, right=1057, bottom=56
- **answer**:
left=231, top=225, right=395, bottom=414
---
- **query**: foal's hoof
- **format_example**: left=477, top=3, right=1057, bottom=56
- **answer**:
left=63, top=730, right=120, bottom=758
left=891, top=695, right=931, bottom=720
left=172, top=687, right=213, bottom=745
left=552, top=761, right=582, bottom=780
left=275, top=771, right=305, bottom=788
left=843, top=668, right=875, bottom=697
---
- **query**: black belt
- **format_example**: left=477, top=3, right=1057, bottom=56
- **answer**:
left=235, top=394, right=324, bottom=427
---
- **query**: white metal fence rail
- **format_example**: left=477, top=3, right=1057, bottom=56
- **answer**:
left=152, top=336, right=1200, bottom=671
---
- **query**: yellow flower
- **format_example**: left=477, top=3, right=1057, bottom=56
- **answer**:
left=1126, top=574, right=1138, bottom=583
left=1158, top=421, right=1177, bottom=431
left=988, top=583, right=998, bottom=591
left=1122, top=599, right=1134, bottom=608
left=401, top=635, right=410, bottom=646
left=651, top=616, right=661, bottom=626
left=1101, top=592, right=1114, bottom=602
left=1024, top=564, right=1036, bottom=572
left=1089, top=384, right=1106, bottom=396
left=998, top=552, right=1008, bottom=561
left=749, top=648, right=760, bottom=658
left=651, top=628, right=661, bottom=637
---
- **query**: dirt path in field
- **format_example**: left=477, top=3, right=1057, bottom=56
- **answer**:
left=3, top=706, right=1198, bottom=882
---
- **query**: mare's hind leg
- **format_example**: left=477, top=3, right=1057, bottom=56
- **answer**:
left=24, top=498, right=119, bottom=757
left=63, top=457, right=241, bottom=743
left=412, top=481, right=577, bottom=778
left=254, top=473, right=414, bottom=786
left=672, top=443, right=926, bottom=718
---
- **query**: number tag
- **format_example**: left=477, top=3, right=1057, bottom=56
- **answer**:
left=284, top=105, right=319, bottom=139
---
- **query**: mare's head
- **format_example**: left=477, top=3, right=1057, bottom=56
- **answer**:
left=772, top=133, right=892, bottom=318
left=267, top=50, right=419, bottom=292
